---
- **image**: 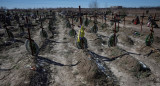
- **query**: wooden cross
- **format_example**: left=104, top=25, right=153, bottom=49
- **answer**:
left=150, top=13, right=159, bottom=34
left=117, top=12, right=127, bottom=26
left=84, top=12, right=88, bottom=19
left=78, top=6, right=83, bottom=26
left=140, top=13, right=146, bottom=32
left=66, top=12, right=76, bottom=29
left=111, top=13, right=121, bottom=32
left=153, top=13, right=159, bottom=22
left=111, top=12, right=114, bottom=19
left=78, top=6, right=85, bottom=49
left=4, top=24, right=10, bottom=39
left=110, top=16, right=120, bottom=33
left=116, top=12, right=120, bottom=29
left=110, top=15, right=121, bottom=46
left=40, top=15, right=44, bottom=30
left=104, top=12, right=108, bottom=24
left=26, top=17, right=34, bottom=56
left=37, top=10, right=39, bottom=16
left=71, top=13, right=75, bottom=28
left=99, top=12, right=104, bottom=23
left=102, top=13, right=103, bottom=23
left=91, top=11, right=98, bottom=24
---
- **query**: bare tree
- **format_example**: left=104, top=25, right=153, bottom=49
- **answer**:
left=89, top=0, right=98, bottom=8
left=0, top=6, right=7, bottom=10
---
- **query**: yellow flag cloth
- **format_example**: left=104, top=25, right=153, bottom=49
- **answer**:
left=77, top=30, right=80, bottom=42
left=80, top=26, right=85, bottom=37
left=77, top=26, right=85, bottom=42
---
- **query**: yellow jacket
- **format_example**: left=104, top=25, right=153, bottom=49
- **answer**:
left=77, top=26, right=85, bottom=42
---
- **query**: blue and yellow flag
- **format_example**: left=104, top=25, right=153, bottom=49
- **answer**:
left=77, top=26, right=85, bottom=42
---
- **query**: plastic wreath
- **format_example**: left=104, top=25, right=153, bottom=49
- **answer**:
left=115, top=27, right=119, bottom=33
left=66, top=20, right=71, bottom=28
left=76, top=37, right=88, bottom=49
left=69, top=29, right=77, bottom=37
left=108, top=34, right=118, bottom=47
left=110, top=22, right=114, bottom=26
left=91, top=24, right=98, bottom=33
left=84, top=18, right=89, bottom=26
left=5, top=30, right=14, bottom=39
left=19, top=26, right=25, bottom=34
left=76, top=18, right=79, bottom=22
left=40, top=29, right=48, bottom=39
left=101, top=23, right=108, bottom=29
left=25, top=39, right=39, bottom=56
left=145, top=33, right=154, bottom=46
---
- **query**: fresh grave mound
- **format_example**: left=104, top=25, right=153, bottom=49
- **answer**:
left=137, top=46, right=160, bottom=63
left=90, top=24, right=98, bottom=33
left=0, top=38, right=5, bottom=46
left=69, top=29, right=76, bottom=37
left=29, top=57, right=51, bottom=86
left=118, top=33, right=134, bottom=46
left=104, top=47, right=124, bottom=58
left=85, top=27, right=92, bottom=33
left=101, top=23, right=109, bottom=29
left=113, top=55, right=151, bottom=79
left=75, top=50, right=119, bottom=86
left=92, top=37, right=107, bottom=46
left=0, top=55, right=33, bottom=86
left=154, top=36, right=160, bottom=45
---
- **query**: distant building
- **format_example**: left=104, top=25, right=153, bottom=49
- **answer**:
left=110, top=6, right=123, bottom=9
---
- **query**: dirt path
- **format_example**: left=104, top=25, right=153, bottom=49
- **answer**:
left=37, top=15, right=86, bottom=86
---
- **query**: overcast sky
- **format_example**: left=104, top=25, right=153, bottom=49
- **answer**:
left=0, top=0, right=160, bottom=9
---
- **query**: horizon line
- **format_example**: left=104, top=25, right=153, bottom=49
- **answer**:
left=1, top=5, right=160, bottom=10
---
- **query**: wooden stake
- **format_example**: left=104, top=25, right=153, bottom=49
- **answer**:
left=78, top=6, right=84, bottom=49
left=91, top=12, right=98, bottom=24
left=112, top=12, right=114, bottom=19
left=140, top=13, right=146, bottom=32
left=79, top=6, right=82, bottom=26
left=26, top=17, right=34, bottom=56
left=150, top=13, right=159, bottom=34
left=5, top=26, right=10, bottom=38
left=114, top=16, right=117, bottom=46
left=105, top=13, right=106, bottom=24
left=118, top=12, right=120, bottom=30
left=4, top=18, right=10, bottom=39
left=118, top=12, right=127, bottom=26
left=124, top=16, right=125, bottom=26
left=40, top=15, right=44, bottom=30
left=102, top=13, right=103, bottom=23
left=71, top=12, right=75, bottom=29
left=110, top=14, right=121, bottom=46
